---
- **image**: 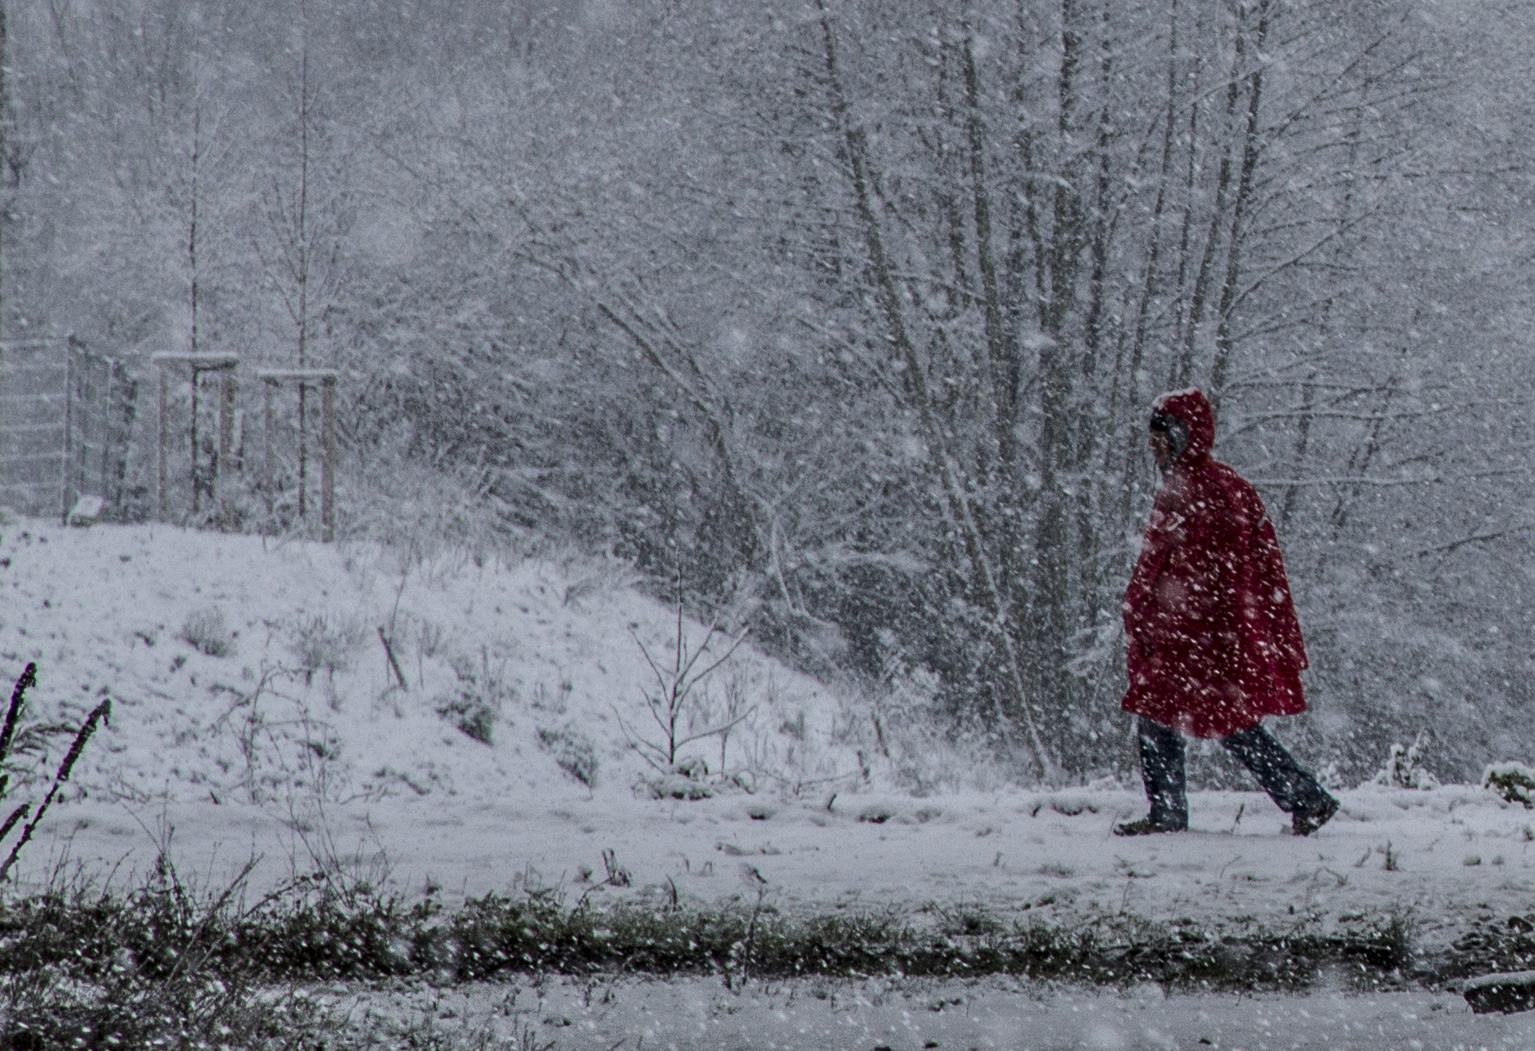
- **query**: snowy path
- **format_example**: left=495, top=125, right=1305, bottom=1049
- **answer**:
left=28, top=778, right=1535, bottom=960
left=335, top=976, right=1532, bottom=1050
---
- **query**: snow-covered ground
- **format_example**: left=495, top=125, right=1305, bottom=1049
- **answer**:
left=331, top=977, right=1532, bottom=1050
left=2, top=518, right=1533, bottom=1044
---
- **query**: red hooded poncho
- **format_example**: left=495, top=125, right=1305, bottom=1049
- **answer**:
left=1121, top=388, right=1307, bottom=739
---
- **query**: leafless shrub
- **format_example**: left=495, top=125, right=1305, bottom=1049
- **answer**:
left=537, top=724, right=598, bottom=787
left=435, top=647, right=510, bottom=745
left=179, top=606, right=234, bottom=657
left=289, top=613, right=366, bottom=680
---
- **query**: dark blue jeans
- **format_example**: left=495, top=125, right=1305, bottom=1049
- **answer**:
left=1137, top=716, right=1334, bottom=829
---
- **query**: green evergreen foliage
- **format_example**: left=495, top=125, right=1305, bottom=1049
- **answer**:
left=1484, top=763, right=1535, bottom=808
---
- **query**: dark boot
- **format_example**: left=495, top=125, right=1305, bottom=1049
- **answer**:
left=1291, top=795, right=1340, bottom=837
left=1221, top=723, right=1338, bottom=834
left=1113, top=814, right=1184, bottom=836
left=1126, top=717, right=1188, bottom=833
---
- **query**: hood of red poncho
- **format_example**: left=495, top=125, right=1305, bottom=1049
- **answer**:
left=1152, top=388, right=1215, bottom=465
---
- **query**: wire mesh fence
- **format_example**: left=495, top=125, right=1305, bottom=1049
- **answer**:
left=0, top=337, right=135, bottom=522
left=0, top=337, right=68, bottom=518
left=64, top=342, right=138, bottom=522
left=0, top=338, right=336, bottom=535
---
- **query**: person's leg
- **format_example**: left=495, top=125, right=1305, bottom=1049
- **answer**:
left=1221, top=722, right=1338, bottom=832
left=1136, top=716, right=1188, bottom=830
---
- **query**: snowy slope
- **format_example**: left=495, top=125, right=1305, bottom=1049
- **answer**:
left=0, top=520, right=850, bottom=807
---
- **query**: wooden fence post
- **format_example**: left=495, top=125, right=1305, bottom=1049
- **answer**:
left=322, top=374, right=336, bottom=542
left=157, top=363, right=168, bottom=521
left=189, top=365, right=201, bottom=514
left=216, top=368, right=236, bottom=500
left=263, top=377, right=275, bottom=518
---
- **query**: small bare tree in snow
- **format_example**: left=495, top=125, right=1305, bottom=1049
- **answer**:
left=617, top=587, right=752, bottom=776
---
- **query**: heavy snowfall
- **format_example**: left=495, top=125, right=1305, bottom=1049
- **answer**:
left=1, top=0, right=1534, bottom=1047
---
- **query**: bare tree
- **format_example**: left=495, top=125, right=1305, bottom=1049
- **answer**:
left=255, top=0, right=352, bottom=523
left=727, top=0, right=1442, bottom=777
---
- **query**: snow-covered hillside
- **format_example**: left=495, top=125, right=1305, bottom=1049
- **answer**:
left=0, top=518, right=853, bottom=807
left=0, top=517, right=866, bottom=884
left=4, top=518, right=1535, bottom=974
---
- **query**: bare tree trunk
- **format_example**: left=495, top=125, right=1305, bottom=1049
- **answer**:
left=1013, top=123, right=1050, bottom=333
left=0, top=0, right=10, bottom=346
left=296, top=0, right=311, bottom=519
left=961, top=26, right=1014, bottom=479
left=1166, top=5, right=1205, bottom=387
left=1073, top=6, right=1118, bottom=661
left=1114, top=0, right=1181, bottom=515
left=935, top=40, right=974, bottom=314
left=1283, top=89, right=1363, bottom=531
left=1082, top=8, right=1115, bottom=378
left=1027, top=0, right=1086, bottom=749
left=1174, top=13, right=1245, bottom=389
left=1002, top=21, right=1047, bottom=657
left=1208, top=0, right=1271, bottom=406
left=1279, top=368, right=1314, bottom=531
left=189, top=97, right=202, bottom=358
left=1008, top=2, right=1051, bottom=337
left=819, top=0, right=1055, bottom=779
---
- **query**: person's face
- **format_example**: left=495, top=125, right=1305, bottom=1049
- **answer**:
left=1149, top=428, right=1173, bottom=470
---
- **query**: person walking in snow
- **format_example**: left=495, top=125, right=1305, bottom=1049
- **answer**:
left=1116, top=388, right=1339, bottom=837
